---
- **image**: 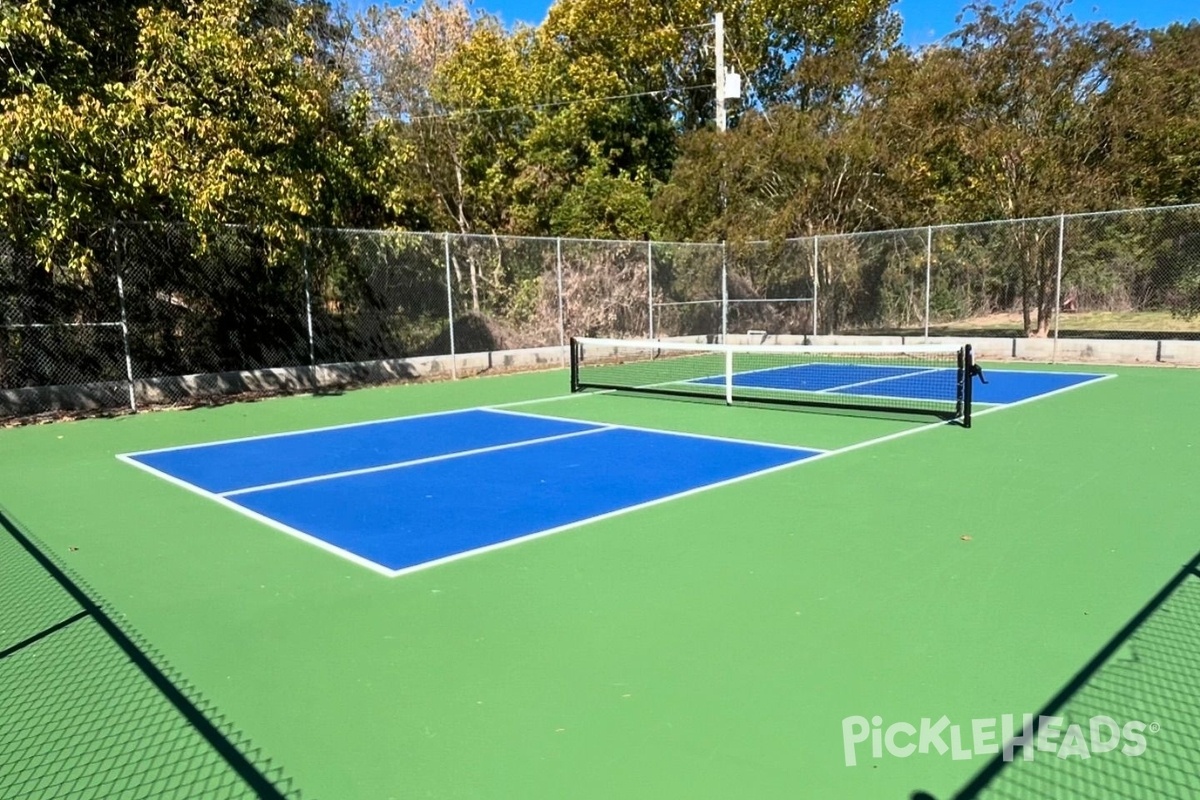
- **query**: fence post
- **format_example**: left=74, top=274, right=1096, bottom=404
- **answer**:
left=720, top=241, right=728, bottom=343
left=556, top=237, right=566, bottom=364
left=924, top=226, right=933, bottom=339
left=112, top=226, right=137, bottom=413
left=647, top=239, right=654, bottom=339
left=444, top=233, right=457, bottom=379
left=302, top=238, right=315, bottom=367
left=1052, top=213, right=1065, bottom=363
left=812, top=236, right=820, bottom=337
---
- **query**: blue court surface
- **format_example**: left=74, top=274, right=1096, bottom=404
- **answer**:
left=122, top=409, right=822, bottom=575
left=120, top=369, right=1107, bottom=576
left=692, top=363, right=1104, bottom=405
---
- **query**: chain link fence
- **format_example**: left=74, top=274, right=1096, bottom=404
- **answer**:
left=120, top=224, right=312, bottom=406
left=650, top=241, right=723, bottom=339
left=448, top=233, right=560, bottom=352
left=925, top=216, right=1064, bottom=338
left=815, top=228, right=929, bottom=335
left=561, top=238, right=651, bottom=340
left=1060, top=205, right=1200, bottom=338
left=0, top=231, right=132, bottom=412
left=3, top=204, right=1200, bottom=419
left=310, top=229, right=449, bottom=365
left=726, top=239, right=816, bottom=337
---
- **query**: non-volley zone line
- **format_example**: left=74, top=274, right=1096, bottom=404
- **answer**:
left=219, top=426, right=614, bottom=497
left=482, top=406, right=828, bottom=453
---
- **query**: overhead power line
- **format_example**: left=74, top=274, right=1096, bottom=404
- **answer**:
left=406, top=83, right=715, bottom=121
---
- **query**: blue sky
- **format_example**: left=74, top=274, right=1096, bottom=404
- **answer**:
left=899, top=0, right=1199, bottom=46
left=347, top=0, right=1199, bottom=46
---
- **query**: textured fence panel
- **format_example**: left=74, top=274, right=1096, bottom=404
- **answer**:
left=818, top=228, right=927, bottom=334
left=5, top=204, right=1200, bottom=419
left=1061, top=206, right=1200, bottom=339
left=649, top=241, right=723, bottom=339
left=726, top=239, right=815, bottom=337
left=0, top=232, right=129, bottom=414
left=929, top=222, right=1008, bottom=329
left=120, top=225, right=311, bottom=406
left=561, top=238, right=651, bottom=340
left=309, top=230, right=448, bottom=364
left=929, top=218, right=1061, bottom=337
left=448, top=234, right=559, bottom=352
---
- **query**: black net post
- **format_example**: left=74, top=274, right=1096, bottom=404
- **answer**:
left=962, top=344, right=974, bottom=428
left=569, top=338, right=580, bottom=392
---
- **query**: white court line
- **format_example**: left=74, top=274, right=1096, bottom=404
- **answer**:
left=675, top=359, right=876, bottom=387
left=120, top=364, right=1111, bottom=458
left=969, top=371, right=1117, bottom=418
left=383, top=415, right=959, bottom=578
left=806, top=369, right=1111, bottom=410
left=117, top=368, right=1115, bottom=578
left=980, top=367, right=1112, bottom=378
left=679, top=361, right=943, bottom=393
left=384, top=448, right=822, bottom=578
left=117, top=453, right=398, bottom=577
left=645, top=377, right=961, bottom=409
left=383, top=372, right=1119, bottom=578
left=813, top=366, right=947, bottom=395
left=489, top=391, right=611, bottom=408
left=631, top=356, right=878, bottom=391
left=220, top=426, right=614, bottom=497
left=669, top=367, right=1108, bottom=409
left=380, top=370, right=1118, bottom=577
left=120, top=392, right=595, bottom=459
left=485, top=406, right=828, bottom=454
left=121, top=405, right=490, bottom=458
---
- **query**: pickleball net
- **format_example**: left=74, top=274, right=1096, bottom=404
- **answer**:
left=570, top=337, right=974, bottom=425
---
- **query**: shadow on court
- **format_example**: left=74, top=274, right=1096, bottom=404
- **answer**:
left=0, top=507, right=302, bottom=800
left=912, top=551, right=1200, bottom=800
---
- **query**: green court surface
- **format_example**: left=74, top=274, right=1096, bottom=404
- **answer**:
left=1, top=362, right=1198, bottom=799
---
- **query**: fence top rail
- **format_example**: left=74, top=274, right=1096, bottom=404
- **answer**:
left=21, top=202, right=1200, bottom=257
left=731, top=202, right=1200, bottom=247
left=2, top=321, right=124, bottom=329
left=1058, top=201, right=1200, bottom=222
left=574, top=336, right=962, bottom=356
left=305, top=228, right=705, bottom=250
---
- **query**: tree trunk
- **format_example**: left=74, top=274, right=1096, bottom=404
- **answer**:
left=1034, top=234, right=1053, bottom=337
left=446, top=141, right=478, bottom=314
left=1018, top=231, right=1035, bottom=337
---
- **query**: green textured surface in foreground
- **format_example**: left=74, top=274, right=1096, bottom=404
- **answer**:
left=0, top=364, right=1197, bottom=799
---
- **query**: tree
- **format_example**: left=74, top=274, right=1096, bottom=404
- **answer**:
left=887, top=1, right=1136, bottom=335
left=1102, top=22, right=1200, bottom=207
left=116, top=0, right=375, bottom=242
left=350, top=0, right=506, bottom=233
left=652, top=1, right=907, bottom=242
left=0, top=0, right=379, bottom=267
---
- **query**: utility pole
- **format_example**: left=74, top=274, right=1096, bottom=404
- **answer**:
left=715, top=11, right=728, bottom=341
left=715, top=11, right=726, bottom=132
